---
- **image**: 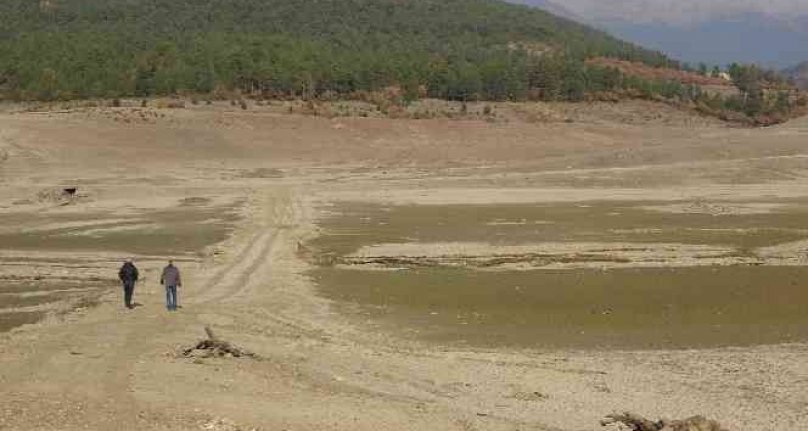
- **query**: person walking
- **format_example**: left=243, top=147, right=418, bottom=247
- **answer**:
left=160, top=260, right=182, bottom=311
left=118, top=259, right=139, bottom=309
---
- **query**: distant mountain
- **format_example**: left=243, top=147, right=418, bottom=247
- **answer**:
left=602, top=13, right=808, bottom=69
left=506, top=0, right=583, bottom=22
left=510, top=0, right=808, bottom=69
left=537, top=0, right=808, bottom=25
left=784, top=62, right=808, bottom=89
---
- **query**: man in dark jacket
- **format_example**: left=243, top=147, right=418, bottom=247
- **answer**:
left=118, top=259, right=139, bottom=309
left=160, top=260, right=182, bottom=311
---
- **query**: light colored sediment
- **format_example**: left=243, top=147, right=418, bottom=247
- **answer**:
left=339, top=240, right=808, bottom=269
left=326, top=182, right=808, bottom=205
left=757, top=239, right=808, bottom=263
left=340, top=241, right=748, bottom=269
left=0, top=102, right=807, bottom=430
left=641, top=201, right=790, bottom=215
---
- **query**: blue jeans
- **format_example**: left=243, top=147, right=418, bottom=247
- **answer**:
left=165, top=285, right=178, bottom=311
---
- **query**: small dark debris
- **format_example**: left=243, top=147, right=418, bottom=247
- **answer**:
left=509, top=390, right=549, bottom=401
left=36, top=187, right=88, bottom=205
left=179, top=197, right=211, bottom=207
left=239, top=168, right=284, bottom=179
left=601, top=413, right=729, bottom=431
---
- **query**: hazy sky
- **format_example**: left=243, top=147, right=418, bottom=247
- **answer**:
left=557, top=0, right=808, bottom=24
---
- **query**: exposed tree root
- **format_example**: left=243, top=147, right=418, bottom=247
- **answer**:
left=182, top=326, right=257, bottom=359
left=601, top=412, right=728, bottom=431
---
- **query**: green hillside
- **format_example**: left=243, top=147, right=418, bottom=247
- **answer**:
left=0, top=0, right=674, bottom=101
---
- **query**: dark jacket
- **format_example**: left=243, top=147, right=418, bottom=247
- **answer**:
left=160, top=264, right=181, bottom=287
left=118, top=262, right=139, bottom=283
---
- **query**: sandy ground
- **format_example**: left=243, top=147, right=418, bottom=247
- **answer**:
left=1, top=101, right=808, bottom=430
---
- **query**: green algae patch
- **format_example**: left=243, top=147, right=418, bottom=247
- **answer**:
left=313, top=265, right=808, bottom=350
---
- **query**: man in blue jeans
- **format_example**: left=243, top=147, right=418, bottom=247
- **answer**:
left=160, top=260, right=182, bottom=311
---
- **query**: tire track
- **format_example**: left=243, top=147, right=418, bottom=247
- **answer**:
left=190, top=190, right=299, bottom=304
left=191, top=229, right=275, bottom=304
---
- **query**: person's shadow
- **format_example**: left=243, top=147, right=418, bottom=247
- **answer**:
left=130, top=302, right=144, bottom=309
